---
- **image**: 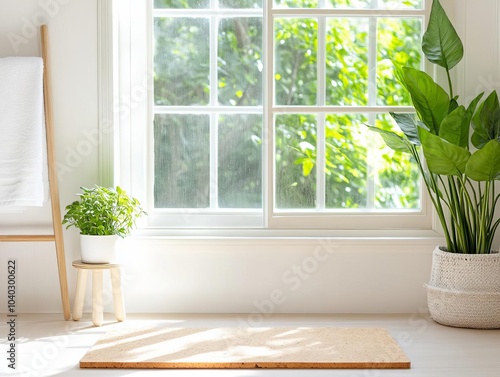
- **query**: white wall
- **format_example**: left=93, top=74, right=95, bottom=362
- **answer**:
left=455, top=0, right=500, bottom=251
left=0, top=0, right=498, bottom=316
left=0, top=0, right=98, bottom=313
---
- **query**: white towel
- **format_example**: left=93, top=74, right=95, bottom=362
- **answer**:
left=0, top=57, right=47, bottom=207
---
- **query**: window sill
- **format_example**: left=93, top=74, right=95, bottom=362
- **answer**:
left=128, top=228, right=444, bottom=246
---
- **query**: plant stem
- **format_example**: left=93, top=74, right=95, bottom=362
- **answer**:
left=410, top=144, right=453, bottom=250
left=479, top=181, right=491, bottom=254
left=457, top=175, right=476, bottom=253
left=446, top=176, right=465, bottom=252
left=446, top=67, right=454, bottom=99
left=490, top=185, right=500, bottom=252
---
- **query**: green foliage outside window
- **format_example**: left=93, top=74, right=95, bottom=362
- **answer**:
left=153, top=0, right=423, bottom=210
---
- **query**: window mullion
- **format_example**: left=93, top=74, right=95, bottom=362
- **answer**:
left=210, top=112, right=219, bottom=209
left=368, top=4, right=378, bottom=106
left=316, top=116, right=326, bottom=210
left=153, top=9, right=262, bottom=17
left=210, top=13, right=219, bottom=209
left=317, top=18, right=326, bottom=105
left=266, top=3, right=274, bottom=226
left=273, top=9, right=425, bottom=17
left=272, top=105, right=415, bottom=113
left=154, top=106, right=263, bottom=114
left=316, top=15, right=326, bottom=210
left=367, top=112, right=377, bottom=210
left=210, top=14, right=218, bottom=107
left=366, top=1, right=378, bottom=210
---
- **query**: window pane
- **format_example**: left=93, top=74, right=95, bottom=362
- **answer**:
left=274, top=0, right=421, bottom=8
left=377, top=18, right=422, bottom=106
left=275, top=18, right=318, bottom=106
left=218, top=18, right=263, bottom=106
left=373, top=114, right=420, bottom=209
left=327, top=0, right=370, bottom=8
left=274, top=0, right=318, bottom=8
left=275, top=115, right=317, bottom=209
left=220, top=0, right=262, bottom=8
left=153, top=0, right=209, bottom=9
left=326, top=18, right=368, bottom=106
left=154, top=115, right=210, bottom=208
left=218, top=115, right=262, bottom=208
left=325, top=114, right=368, bottom=209
left=378, top=0, right=422, bottom=9
left=154, top=18, right=209, bottom=106
left=328, top=0, right=423, bottom=9
left=149, top=2, right=424, bottom=220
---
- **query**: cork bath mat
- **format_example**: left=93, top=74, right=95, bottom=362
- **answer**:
left=80, top=326, right=410, bottom=369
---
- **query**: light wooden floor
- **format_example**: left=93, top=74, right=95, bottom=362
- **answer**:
left=0, top=313, right=499, bottom=376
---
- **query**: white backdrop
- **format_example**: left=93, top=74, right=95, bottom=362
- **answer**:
left=0, top=0, right=498, bottom=315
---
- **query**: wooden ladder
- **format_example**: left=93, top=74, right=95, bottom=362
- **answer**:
left=0, top=25, right=70, bottom=320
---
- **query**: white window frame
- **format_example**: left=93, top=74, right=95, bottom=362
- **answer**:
left=108, top=0, right=437, bottom=233
left=149, top=3, right=265, bottom=228
left=268, top=1, right=431, bottom=230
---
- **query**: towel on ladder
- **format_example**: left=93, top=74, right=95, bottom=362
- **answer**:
left=0, top=57, right=48, bottom=207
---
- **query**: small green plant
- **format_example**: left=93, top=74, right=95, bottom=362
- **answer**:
left=63, top=186, right=146, bottom=237
left=367, top=0, right=499, bottom=254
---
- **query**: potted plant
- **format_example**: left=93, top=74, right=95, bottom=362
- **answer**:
left=63, top=186, right=146, bottom=264
left=367, top=0, right=500, bottom=328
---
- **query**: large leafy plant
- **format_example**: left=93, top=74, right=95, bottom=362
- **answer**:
left=368, top=0, right=500, bottom=254
left=63, top=186, right=146, bottom=238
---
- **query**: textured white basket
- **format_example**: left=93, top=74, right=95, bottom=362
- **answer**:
left=425, top=246, right=500, bottom=329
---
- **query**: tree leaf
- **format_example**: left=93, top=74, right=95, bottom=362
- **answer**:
left=439, top=105, right=468, bottom=147
left=422, top=0, right=464, bottom=70
left=390, top=112, right=421, bottom=145
left=302, top=158, right=315, bottom=177
left=472, top=91, right=500, bottom=148
left=418, top=127, right=471, bottom=176
left=366, top=126, right=410, bottom=153
left=402, top=67, right=449, bottom=134
left=298, top=141, right=315, bottom=152
left=465, top=140, right=500, bottom=181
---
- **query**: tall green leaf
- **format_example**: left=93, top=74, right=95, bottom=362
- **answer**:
left=418, top=128, right=471, bottom=176
left=448, top=96, right=459, bottom=114
left=390, top=112, right=420, bottom=145
left=472, top=91, right=500, bottom=148
left=439, top=106, right=467, bottom=147
left=465, top=140, right=500, bottom=181
left=366, top=126, right=410, bottom=153
left=422, top=0, right=464, bottom=70
left=391, top=59, right=409, bottom=93
left=465, top=92, right=484, bottom=122
left=402, top=67, right=449, bottom=134
left=443, top=92, right=483, bottom=148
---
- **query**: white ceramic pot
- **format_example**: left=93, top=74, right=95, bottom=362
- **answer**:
left=425, top=246, right=500, bottom=329
left=80, top=234, right=118, bottom=264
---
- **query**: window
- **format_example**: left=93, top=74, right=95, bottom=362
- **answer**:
left=119, top=0, right=431, bottom=230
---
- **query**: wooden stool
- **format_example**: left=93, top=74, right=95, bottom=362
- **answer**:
left=72, top=260, right=125, bottom=327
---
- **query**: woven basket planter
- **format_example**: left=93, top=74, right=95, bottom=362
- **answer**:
left=425, top=246, right=500, bottom=329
